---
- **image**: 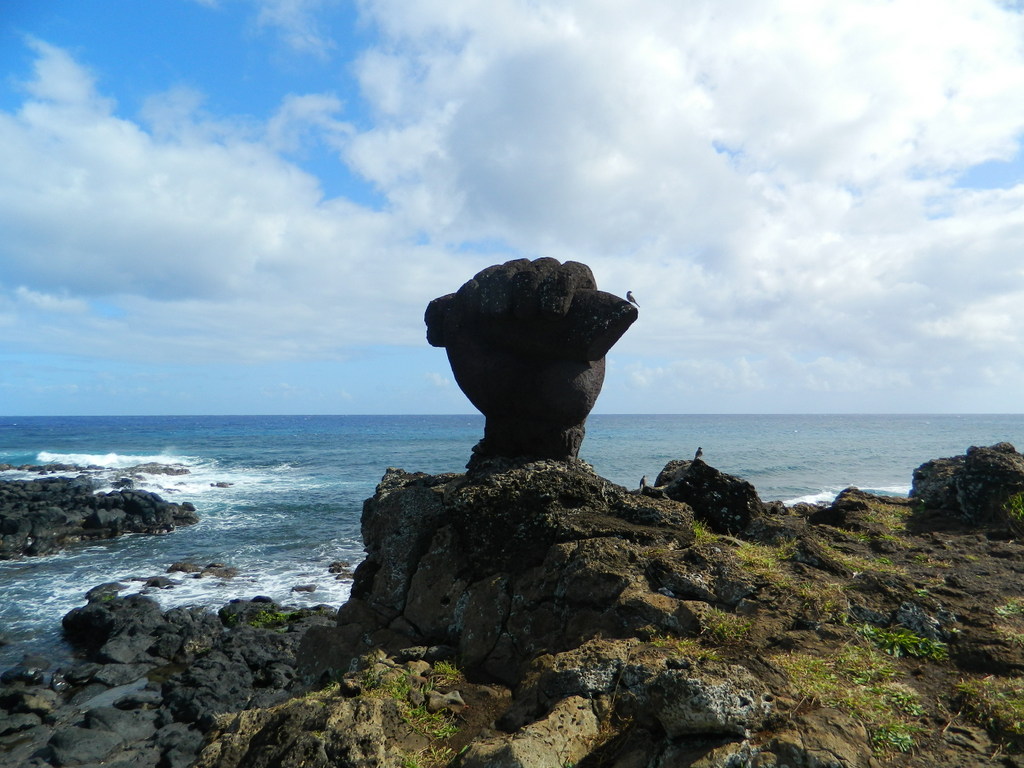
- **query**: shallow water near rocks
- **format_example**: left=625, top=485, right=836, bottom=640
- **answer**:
left=1, top=413, right=1022, bottom=670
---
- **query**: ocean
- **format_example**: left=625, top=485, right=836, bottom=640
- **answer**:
left=2, top=413, right=1022, bottom=671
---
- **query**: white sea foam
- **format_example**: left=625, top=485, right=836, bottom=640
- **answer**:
left=23, top=451, right=300, bottom=502
left=0, top=536, right=357, bottom=670
left=784, top=490, right=840, bottom=506
left=36, top=451, right=195, bottom=469
left=116, top=563, right=354, bottom=615
left=866, top=484, right=911, bottom=497
left=784, top=484, right=910, bottom=507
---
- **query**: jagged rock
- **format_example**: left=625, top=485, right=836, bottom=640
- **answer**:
left=458, top=695, right=600, bottom=768
left=642, top=662, right=773, bottom=737
left=62, top=594, right=166, bottom=653
left=0, top=478, right=198, bottom=558
left=0, top=711, right=41, bottom=736
left=192, top=696, right=424, bottom=768
left=959, top=443, right=1024, bottom=525
left=759, top=708, right=874, bottom=768
left=85, top=706, right=159, bottom=742
left=304, top=460, right=696, bottom=685
left=4, top=688, right=59, bottom=716
left=655, top=458, right=690, bottom=486
left=659, top=458, right=767, bottom=534
left=911, top=442, right=1024, bottom=527
left=48, top=725, right=126, bottom=765
left=123, top=463, right=190, bottom=476
left=162, top=653, right=255, bottom=731
left=0, top=588, right=336, bottom=768
left=13, top=443, right=1024, bottom=767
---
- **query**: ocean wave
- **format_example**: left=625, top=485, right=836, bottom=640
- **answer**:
left=784, top=483, right=911, bottom=507
left=0, top=544, right=355, bottom=671
left=864, top=484, right=911, bottom=497
left=36, top=450, right=196, bottom=469
left=784, top=490, right=841, bottom=506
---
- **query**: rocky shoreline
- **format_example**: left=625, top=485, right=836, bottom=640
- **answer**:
left=0, top=587, right=338, bottom=768
left=3, top=443, right=1024, bottom=767
left=0, top=476, right=199, bottom=559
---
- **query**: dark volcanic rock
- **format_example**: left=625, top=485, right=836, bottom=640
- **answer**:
left=267, top=456, right=1024, bottom=768
left=62, top=593, right=166, bottom=654
left=425, top=258, right=637, bottom=463
left=658, top=458, right=767, bottom=534
left=305, top=460, right=695, bottom=685
left=11, top=444, right=1024, bottom=768
left=0, top=477, right=198, bottom=558
left=911, top=442, right=1024, bottom=527
left=0, top=592, right=336, bottom=768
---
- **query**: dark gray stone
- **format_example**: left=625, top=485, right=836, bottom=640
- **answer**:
left=425, top=258, right=636, bottom=463
left=91, top=663, right=156, bottom=688
left=48, top=725, right=125, bottom=765
left=0, top=710, right=42, bottom=736
left=661, top=458, right=766, bottom=534
left=85, top=706, right=159, bottom=742
left=911, top=442, right=1024, bottom=527
left=161, top=653, right=254, bottom=730
left=153, top=722, right=205, bottom=768
left=0, top=478, right=198, bottom=559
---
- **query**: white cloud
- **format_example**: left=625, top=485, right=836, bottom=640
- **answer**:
left=344, top=1, right=1024, bottom=408
left=425, top=372, right=451, bottom=388
left=265, top=93, right=353, bottom=153
left=5, top=0, right=1024, bottom=412
left=0, top=38, right=469, bottom=365
left=253, top=0, right=340, bottom=58
left=14, top=287, right=89, bottom=315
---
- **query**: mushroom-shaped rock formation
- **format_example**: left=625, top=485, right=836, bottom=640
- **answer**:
left=425, top=257, right=637, bottom=464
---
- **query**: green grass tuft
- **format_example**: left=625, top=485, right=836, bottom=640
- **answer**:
left=858, top=624, right=948, bottom=661
left=773, top=646, right=927, bottom=753
left=957, top=676, right=1024, bottom=743
left=700, top=608, right=754, bottom=644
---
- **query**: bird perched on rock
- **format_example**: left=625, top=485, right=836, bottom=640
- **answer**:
left=694, top=446, right=703, bottom=460
left=626, top=291, right=639, bottom=307
left=639, top=475, right=648, bottom=491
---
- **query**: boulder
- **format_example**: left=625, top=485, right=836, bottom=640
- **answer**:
left=0, top=478, right=199, bottom=558
left=911, top=442, right=1024, bottom=527
left=62, top=594, right=165, bottom=653
left=304, top=460, right=696, bottom=686
left=958, top=443, right=1024, bottom=525
left=910, top=456, right=965, bottom=511
left=658, top=458, right=767, bottom=534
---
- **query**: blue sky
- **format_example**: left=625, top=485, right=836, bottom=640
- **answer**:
left=2, top=0, right=1024, bottom=416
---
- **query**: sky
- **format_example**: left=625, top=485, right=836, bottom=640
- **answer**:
left=1, top=0, right=1024, bottom=416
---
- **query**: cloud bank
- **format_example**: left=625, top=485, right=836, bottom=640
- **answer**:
left=2, top=0, right=1024, bottom=412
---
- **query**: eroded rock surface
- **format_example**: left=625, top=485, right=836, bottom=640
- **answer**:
left=425, top=258, right=637, bottom=462
left=911, top=442, right=1024, bottom=528
left=10, top=447, right=1024, bottom=768
left=0, top=477, right=198, bottom=558
left=0, top=592, right=336, bottom=768
left=206, top=453, right=1024, bottom=768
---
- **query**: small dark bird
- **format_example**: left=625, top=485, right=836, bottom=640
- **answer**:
left=626, top=291, right=639, bottom=307
left=694, top=447, right=703, bottom=461
left=640, top=475, right=648, bottom=491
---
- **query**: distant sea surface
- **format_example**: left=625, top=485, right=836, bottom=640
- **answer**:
left=2, top=413, right=1022, bottom=669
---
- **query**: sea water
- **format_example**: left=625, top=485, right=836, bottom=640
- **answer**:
left=1, top=413, right=1022, bottom=670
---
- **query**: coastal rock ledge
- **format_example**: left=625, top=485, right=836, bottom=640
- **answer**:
left=192, top=447, right=1024, bottom=768
left=0, top=477, right=199, bottom=558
